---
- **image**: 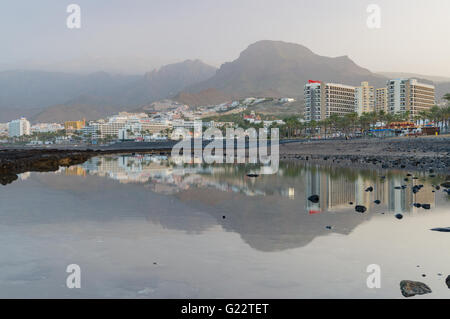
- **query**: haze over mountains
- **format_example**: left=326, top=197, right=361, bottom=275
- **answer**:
left=1, top=40, right=449, bottom=123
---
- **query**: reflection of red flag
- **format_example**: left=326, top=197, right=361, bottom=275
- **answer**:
left=308, top=80, right=321, bottom=84
left=309, top=210, right=321, bottom=215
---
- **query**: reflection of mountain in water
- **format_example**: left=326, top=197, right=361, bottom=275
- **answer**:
left=53, top=155, right=439, bottom=252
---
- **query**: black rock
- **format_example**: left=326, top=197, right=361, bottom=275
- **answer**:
left=422, top=204, right=431, bottom=210
left=308, top=195, right=320, bottom=203
left=325, top=226, right=332, bottom=230
left=349, top=202, right=353, bottom=205
left=441, top=182, right=450, bottom=188
left=222, top=216, right=226, bottom=219
left=413, top=203, right=422, bottom=208
left=246, top=173, right=259, bottom=178
left=430, top=227, right=450, bottom=232
left=395, top=214, right=403, bottom=220
left=400, top=280, right=432, bottom=298
left=365, top=186, right=374, bottom=192
left=374, top=200, right=381, bottom=205
left=446, top=276, right=450, bottom=289
left=355, top=205, right=367, bottom=213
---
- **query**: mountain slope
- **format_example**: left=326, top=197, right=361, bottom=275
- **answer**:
left=184, top=40, right=388, bottom=103
left=378, top=72, right=450, bottom=84
left=28, top=60, right=217, bottom=122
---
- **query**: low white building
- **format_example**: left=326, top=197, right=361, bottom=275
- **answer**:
left=31, top=123, right=64, bottom=133
left=8, top=117, right=30, bottom=137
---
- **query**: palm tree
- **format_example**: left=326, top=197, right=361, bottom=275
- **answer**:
left=308, top=120, right=317, bottom=138
left=443, top=93, right=450, bottom=103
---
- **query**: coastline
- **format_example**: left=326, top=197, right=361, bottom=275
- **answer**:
left=1, top=136, right=450, bottom=185
left=280, top=136, right=450, bottom=173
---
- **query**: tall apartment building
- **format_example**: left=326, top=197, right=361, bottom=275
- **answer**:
left=355, top=82, right=375, bottom=115
left=304, top=80, right=356, bottom=121
left=304, top=80, right=323, bottom=121
left=387, top=79, right=435, bottom=118
left=375, top=88, right=388, bottom=113
left=8, top=117, right=31, bottom=137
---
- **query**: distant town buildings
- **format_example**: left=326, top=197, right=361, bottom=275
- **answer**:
left=8, top=117, right=30, bottom=137
left=83, top=112, right=169, bottom=141
left=31, top=123, right=64, bottom=133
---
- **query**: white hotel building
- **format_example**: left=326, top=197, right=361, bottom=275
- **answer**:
left=304, top=78, right=435, bottom=122
left=387, top=79, right=435, bottom=119
left=304, top=81, right=356, bottom=121
left=8, top=117, right=31, bottom=137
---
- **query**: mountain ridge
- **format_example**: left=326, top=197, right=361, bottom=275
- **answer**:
left=1, top=40, right=448, bottom=122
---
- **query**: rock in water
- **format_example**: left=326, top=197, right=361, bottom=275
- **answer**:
left=365, top=186, right=373, bottom=192
left=422, top=204, right=431, bottom=210
left=400, top=280, right=432, bottom=297
left=308, top=195, right=319, bottom=203
left=430, top=227, right=450, bottom=233
left=395, top=214, right=403, bottom=220
left=355, top=205, right=367, bottom=213
left=246, top=173, right=259, bottom=178
left=374, top=200, right=381, bottom=205
left=441, top=182, right=450, bottom=188
left=446, top=276, right=450, bottom=289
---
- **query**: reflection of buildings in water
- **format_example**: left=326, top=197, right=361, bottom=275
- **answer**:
left=388, top=176, right=410, bottom=214
left=19, top=172, right=31, bottom=181
left=280, top=187, right=295, bottom=200
left=70, top=155, right=266, bottom=197
left=64, top=166, right=86, bottom=177
left=306, top=169, right=356, bottom=212
left=412, top=181, right=435, bottom=212
left=63, top=155, right=437, bottom=213
left=305, top=168, right=436, bottom=214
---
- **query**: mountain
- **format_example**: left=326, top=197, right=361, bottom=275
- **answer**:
left=115, top=59, right=217, bottom=106
left=0, top=70, right=139, bottom=122
left=436, top=82, right=450, bottom=102
left=181, top=40, right=388, bottom=105
left=3, top=41, right=449, bottom=122
left=0, top=60, right=217, bottom=122
left=174, top=88, right=232, bottom=107
left=378, top=72, right=450, bottom=84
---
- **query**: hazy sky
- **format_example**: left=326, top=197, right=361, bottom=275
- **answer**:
left=1, top=0, right=449, bottom=76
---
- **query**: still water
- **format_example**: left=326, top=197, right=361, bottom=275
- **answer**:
left=0, top=154, right=449, bottom=298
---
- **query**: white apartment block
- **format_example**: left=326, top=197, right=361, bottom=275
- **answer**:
left=387, top=79, right=435, bottom=118
left=304, top=81, right=356, bottom=121
left=304, top=81, right=323, bottom=121
left=355, top=82, right=375, bottom=115
left=8, top=117, right=31, bottom=137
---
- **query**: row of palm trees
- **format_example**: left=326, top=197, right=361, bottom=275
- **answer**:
left=278, top=94, right=450, bottom=139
